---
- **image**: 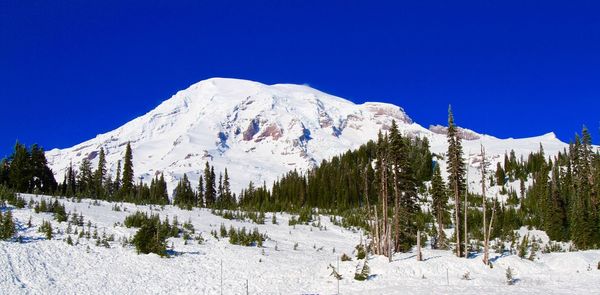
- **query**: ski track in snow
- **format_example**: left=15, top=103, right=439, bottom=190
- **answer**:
left=1, top=194, right=599, bottom=294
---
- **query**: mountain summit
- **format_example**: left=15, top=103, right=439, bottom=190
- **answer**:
left=46, top=78, right=566, bottom=194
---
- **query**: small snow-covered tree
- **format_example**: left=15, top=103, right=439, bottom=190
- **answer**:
left=506, top=267, right=515, bottom=285
left=354, top=259, right=370, bottom=281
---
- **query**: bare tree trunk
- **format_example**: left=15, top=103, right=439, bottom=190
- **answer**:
left=364, top=163, right=371, bottom=221
left=481, top=145, right=489, bottom=265
left=464, top=162, right=469, bottom=258
left=381, top=156, right=390, bottom=259
left=388, top=223, right=392, bottom=262
left=417, top=229, right=422, bottom=261
left=437, top=204, right=444, bottom=249
left=364, top=163, right=374, bottom=253
left=487, top=199, right=496, bottom=246
left=454, top=180, right=461, bottom=257
left=392, top=167, right=400, bottom=253
left=374, top=205, right=380, bottom=255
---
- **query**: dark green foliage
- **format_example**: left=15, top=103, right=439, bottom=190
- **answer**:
left=39, top=220, right=53, bottom=240
left=124, top=211, right=152, bottom=228
left=226, top=226, right=266, bottom=247
left=124, top=212, right=187, bottom=256
left=4, top=142, right=57, bottom=194
left=0, top=186, right=26, bottom=209
left=77, top=159, right=93, bottom=196
left=204, top=162, right=216, bottom=207
left=214, top=168, right=235, bottom=209
left=33, top=198, right=67, bottom=222
left=495, top=162, right=506, bottom=186
left=341, top=253, right=352, bottom=261
left=0, top=210, right=16, bottom=240
left=9, top=142, right=32, bottom=193
left=120, top=143, right=134, bottom=198
left=431, top=164, right=449, bottom=249
left=446, top=105, right=466, bottom=256
left=196, top=177, right=204, bottom=207
left=354, top=259, right=370, bottom=281
left=132, top=174, right=169, bottom=205
left=389, top=120, right=419, bottom=252
left=93, top=148, right=107, bottom=198
left=492, top=126, right=600, bottom=249
left=113, top=161, right=122, bottom=194
left=132, top=221, right=167, bottom=256
left=239, top=133, right=432, bottom=213
left=355, top=244, right=366, bottom=259
left=518, top=235, right=529, bottom=258
left=52, top=200, right=67, bottom=222
left=57, top=144, right=170, bottom=206
left=219, top=223, right=227, bottom=238
left=173, top=174, right=196, bottom=210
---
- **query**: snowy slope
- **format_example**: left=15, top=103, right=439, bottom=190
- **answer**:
left=45, top=78, right=569, bottom=195
left=2, top=194, right=599, bottom=294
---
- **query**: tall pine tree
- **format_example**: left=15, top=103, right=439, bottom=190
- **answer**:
left=431, top=164, right=449, bottom=249
left=446, top=105, right=466, bottom=257
left=121, top=143, right=134, bottom=198
left=93, top=148, right=107, bottom=198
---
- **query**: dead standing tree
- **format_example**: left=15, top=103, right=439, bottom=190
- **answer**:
left=480, top=145, right=496, bottom=265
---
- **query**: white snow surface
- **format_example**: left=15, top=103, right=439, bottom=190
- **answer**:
left=45, top=78, right=570, bottom=195
left=1, top=194, right=599, bottom=294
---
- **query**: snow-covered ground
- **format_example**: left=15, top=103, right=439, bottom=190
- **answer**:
left=2, top=194, right=599, bottom=294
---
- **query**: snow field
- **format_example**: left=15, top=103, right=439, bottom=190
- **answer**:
left=1, top=194, right=599, bottom=294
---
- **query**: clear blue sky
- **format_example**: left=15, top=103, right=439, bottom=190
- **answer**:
left=1, top=1, right=599, bottom=157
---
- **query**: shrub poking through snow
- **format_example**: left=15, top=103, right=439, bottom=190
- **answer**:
left=341, top=253, right=352, bottom=261
left=355, top=244, right=366, bottom=260
left=506, top=267, right=515, bottom=285
left=354, top=260, right=370, bottom=281
left=39, top=220, right=53, bottom=240
left=0, top=210, right=16, bottom=240
left=227, top=226, right=266, bottom=247
left=132, top=221, right=167, bottom=257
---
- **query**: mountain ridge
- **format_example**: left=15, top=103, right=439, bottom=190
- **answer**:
left=46, top=77, right=568, bottom=195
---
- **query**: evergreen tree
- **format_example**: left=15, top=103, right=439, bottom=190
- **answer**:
left=0, top=159, right=9, bottom=186
left=8, top=141, right=31, bottom=192
left=446, top=105, right=466, bottom=257
left=197, top=177, right=204, bottom=207
left=223, top=168, right=232, bottom=207
left=77, top=159, right=93, bottom=195
left=66, top=162, right=77, bottom=196
left=0, top=210, right=16, bottom=240
left=93, top=148, right=107, bottom=198
left=431, top=164, right=449, bottom=249
left=149, top=173, right=169, bottom=205
left=545, top=162, right=567, bottom=241
left=121, top=143, right=134, bottom=198
left=132, top=221, right=167, bottom=256
left=217, top=173, right=224, bottom=203
left=113, top=160, right=122, bottom=195
left=173, top=174, right=195, bottom=210
left=204, top=162, right=216, bottom=207
left=30, top=144, right=57, bottom=193
left=388, top=120, right=418, bottom=252
left=495, top=163, right=506, bottom=186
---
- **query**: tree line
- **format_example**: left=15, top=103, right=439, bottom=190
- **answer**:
left=1, top=109, right=599, bottom=255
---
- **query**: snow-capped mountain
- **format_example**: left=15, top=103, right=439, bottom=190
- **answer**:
left=45, top=78, right=568, bottom=194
